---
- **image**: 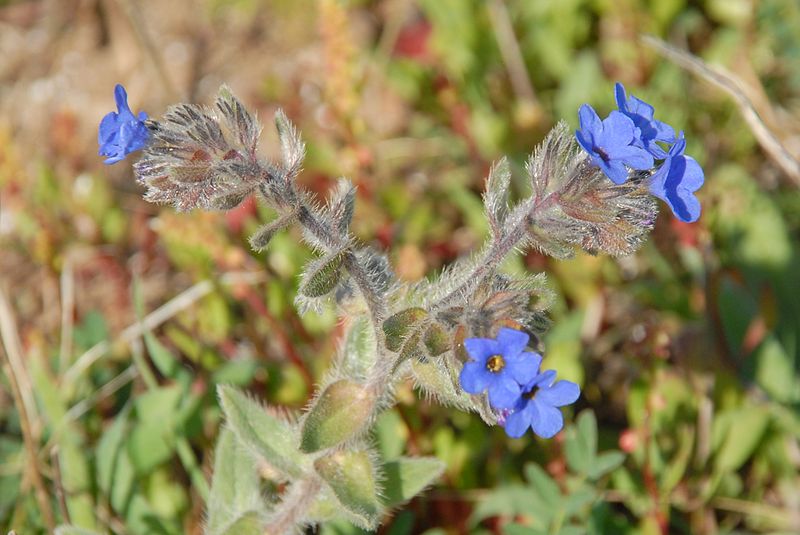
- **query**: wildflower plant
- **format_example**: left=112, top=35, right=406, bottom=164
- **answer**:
left=96, top=81, right=704, bottom=533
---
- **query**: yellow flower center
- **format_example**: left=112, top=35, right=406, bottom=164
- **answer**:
left=486, top=354, right=505, bottom=373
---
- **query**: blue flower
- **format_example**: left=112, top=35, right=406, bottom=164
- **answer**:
left=459, top=328, right=541, bottom=409
left=649, top=135, right=704, bottom=223
left=615, top=83, right=676, bottom=159
left=575, top=104, right=654, bottom=184
left=503, top=370, right=580, bottom=439
left=98, top=84, right=150, bottom=164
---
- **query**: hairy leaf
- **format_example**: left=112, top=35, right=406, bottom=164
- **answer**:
left=205, top=428, right=266, bottom=535
left=217, top=385, right=308, bottom=478
left=248, top=212, right=297, bottom=251
left=299, top=250, right=347, bottom=298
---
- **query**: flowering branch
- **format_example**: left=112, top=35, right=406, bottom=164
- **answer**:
left=89, top=80, right=705, bottom=534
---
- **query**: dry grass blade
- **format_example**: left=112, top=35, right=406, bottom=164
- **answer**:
left=0, top=287, right=39, bottom=428
left=0, top=287, right=56, bottom=532
left=642, top=35, right=800, bottom=186
left=63, top=271, right=267, bottom=385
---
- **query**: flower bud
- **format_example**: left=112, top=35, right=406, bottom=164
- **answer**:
left=300, top=379, right=376, bottom=453
left=314, top=449, right=381, bottom=528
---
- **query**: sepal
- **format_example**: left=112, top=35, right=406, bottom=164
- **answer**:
left=483, top=157, right=513, bottom=236
left=275, top=109, right=305, bottom=180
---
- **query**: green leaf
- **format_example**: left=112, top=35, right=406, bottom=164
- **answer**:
left=300, top=380, right=376, bottom=453
left=218, top=385, right=308, bottom=478
left=714, top=405, right=770, bottom=472
left=588, top=451, right=625, bottom=481
left=753, top=335, right=799, bottom=403
left=248, top=213, right=296, bottom=252
left=382, top=456, right=445, bottom=507
left=96, top=406, right=131, bottom=496
left=564, top=410, right=597, bottom=475
left=110, top=450, right=136, bottom=515
left=315, top=450, right=382, bottom=529
left=206, top=428, right=265, bottom=535
left=128, top=419, right=175, bottom=475
left=562, top=486, right=596, bottom=517
left=383, top=308, right=428, bottom=352
left=143, top=331, right=181, bottom=379
left=128, top=386, right=183, bottom=475
left=215, top=511, right=265, bottom=535
left=660, top=426, right=694, bottom=494
left=523, top=463, right=561, bottom=510
left=503, top=524, right=544, bottom=535
left=300, top=251, right=346, bottom=297
left=469, top=484, right=549, bottom=528
left=54, top=527, right=104, bottom=535
left=716, top=275, right=757, bottom=355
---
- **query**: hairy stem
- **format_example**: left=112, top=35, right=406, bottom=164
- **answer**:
left=264, top=476, right=322, bottom=534
left=432, top=192, right=558, bottom=311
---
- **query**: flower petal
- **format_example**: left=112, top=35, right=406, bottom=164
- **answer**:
left=459, top=362, right=490, bottom=394
left=114, top=84, right=134, bottom=118
left=575, top=130, right=596, bottom=156
left=601, top=111, right=636, bottom=148
left=531, top=400, right=565, bottom=439
left=613, top=144, right=654, bottom=170
left=578, top=104, right=601, bottom=135
left=496, top=328, right=529, bottom=356
left=537, top=380, right=580, bottom=407
left=463, top=338, right=496, bottom=362
left=503, top=406, right=532, bottom=438
left=488, top=375, right=522, bottom=409
left=602, top=159, right=629, bottom=184
left=614, top=82, right=628, bottom=113
left=505, top=351, right=542, bottom=385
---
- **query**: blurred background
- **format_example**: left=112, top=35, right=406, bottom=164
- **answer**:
left=1, top=0, right=800, bottom=534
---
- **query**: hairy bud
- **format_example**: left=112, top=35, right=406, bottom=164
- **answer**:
left=300, top=380, right=376, bottom=453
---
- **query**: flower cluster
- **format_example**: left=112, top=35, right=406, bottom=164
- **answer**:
left=459, top=328, right=580, bottom=439
left=576, top=83, right=704, bottom=222
left=98, top=85, right=150, bottom=165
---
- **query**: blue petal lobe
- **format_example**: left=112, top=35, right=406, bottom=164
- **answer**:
left=531, top=400, right=564, bottom=439
left=496, top=328, right=529, bottom=356
left=459, top=362, right=490, bottom=394
left=488, top=376, right=522, bottom=409
left=537, top=380, right=580, bottom=407
left=463, top=338, right=496, bottom=362
left=505, top=351, right=541, bottom=385
left=504, top=407, right=532, bottom=438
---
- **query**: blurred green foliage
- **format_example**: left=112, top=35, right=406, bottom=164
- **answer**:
left=1, top=0, right=800, bottom=534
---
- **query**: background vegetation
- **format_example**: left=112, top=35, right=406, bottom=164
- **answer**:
left=1, top=0, right=799, bottom=533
